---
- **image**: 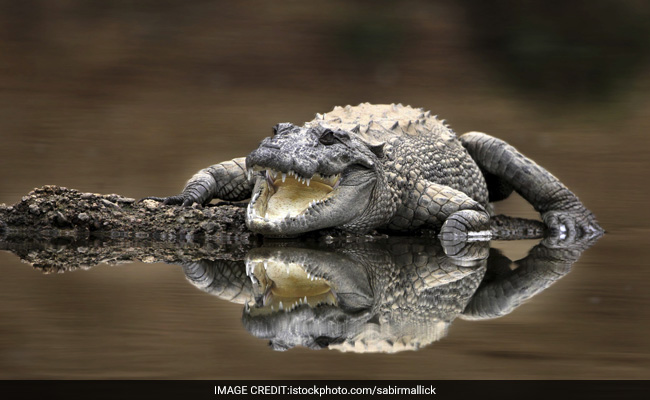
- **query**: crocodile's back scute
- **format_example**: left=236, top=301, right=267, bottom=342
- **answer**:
left=308, top=102, right=455, bottom=144
left=309, top=103, right=489, bottom=205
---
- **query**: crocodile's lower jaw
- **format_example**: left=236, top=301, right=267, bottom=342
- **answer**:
left=246, top=169, right=344, bottom=235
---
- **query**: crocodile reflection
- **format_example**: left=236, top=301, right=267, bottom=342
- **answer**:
left=1, top=233, right=598, bottom=353
left=182, top=237, right=593, bottom=353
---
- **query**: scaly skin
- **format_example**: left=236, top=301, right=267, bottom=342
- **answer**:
left=146, top=103, right=602, bottom=240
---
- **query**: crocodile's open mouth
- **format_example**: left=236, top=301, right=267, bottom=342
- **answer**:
left=245, top=255, right=337, bottom=316
left=246, top=165, right=356, bottom=235
left=248, top=167, right=341, bottom=221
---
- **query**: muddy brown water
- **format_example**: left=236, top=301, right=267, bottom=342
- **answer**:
left=1, top=1, right=649, bottom=379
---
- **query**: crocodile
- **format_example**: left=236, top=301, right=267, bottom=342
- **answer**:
left=148, top=103, right=603, bottom=239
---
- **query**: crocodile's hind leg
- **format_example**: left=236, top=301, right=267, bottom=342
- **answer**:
left=460, top=132, right=603, bottom=241
left=388, top=181, right=491, bottom=240
left=143, top=157, right=253, bottom=206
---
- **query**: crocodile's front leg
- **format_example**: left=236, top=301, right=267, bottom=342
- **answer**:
left=387, top=181, right=491, bottom=239
left=146, top=157, right=253, bottom=206
left=460, top=132, right=603, bottom=240
left=182, top=259, right=251, bottom=304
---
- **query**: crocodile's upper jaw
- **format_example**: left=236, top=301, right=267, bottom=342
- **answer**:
left=245, top=166, right=375, bottom=236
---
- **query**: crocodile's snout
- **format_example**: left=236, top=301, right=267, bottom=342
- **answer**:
left=244, top=124, right=381, bottom=236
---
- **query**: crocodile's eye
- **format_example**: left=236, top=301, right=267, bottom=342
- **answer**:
left=335, top=131, right=350, bottom=141
left=319, top=130, right=337, bottom=145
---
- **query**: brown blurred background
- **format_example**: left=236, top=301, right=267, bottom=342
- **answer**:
left=0, top=0, right=649, bottom=379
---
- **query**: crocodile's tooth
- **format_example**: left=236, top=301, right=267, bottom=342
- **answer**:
left=278, top=301, right=283, bottom=310
left=306, top=178, right=311, bottom=186
left=271, top=305, right=274, bottom=311
left=304, top=296, right=308, bottom=304
left=265, top=212, right=269, bottom=219
left=282, top=173, right=286, bottom=182
left=263, top=261, right=268, bottom=270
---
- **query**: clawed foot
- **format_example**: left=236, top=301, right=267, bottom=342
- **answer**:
left=542, top=210, right=604, bottom=247
left=439, top=210, right=491, bottom=241
left=139, top=195, right=197, bottom=207
left=438, top=211, right=492, bottom=264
